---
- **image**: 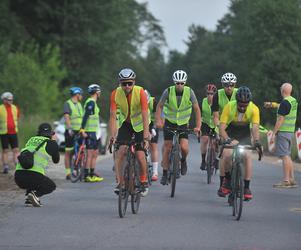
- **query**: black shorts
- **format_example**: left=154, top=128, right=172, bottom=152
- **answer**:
left=116, top=122, right=144, bottom=151
left=226, top=124, right=251, bottom=144
left=201, top=123, right=215, bottom=136
left=64, top=130, right=79, bottom=150
left=86, top=132, right=99, bottom=150
left=0, top=134, right=18, bottom=150
left=149, top=121, right=159, bottom=144
left=163, top=120, right=188, bottom=141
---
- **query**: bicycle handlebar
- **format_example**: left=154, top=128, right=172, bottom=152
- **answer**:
left=218, top=144, right=263, bottom=161
left=165, top=126, right=200, bottom=141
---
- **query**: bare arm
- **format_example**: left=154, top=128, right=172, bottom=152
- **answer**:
left=155, top=101, right=164, bottom=128
left=64, top=114, right=72, bottom=130
left=192, top=102, right=201, bottom=130
left=109, top=110, right=118, bottom=139
left=251, top=123, right=260, bottom=141
left=272, top=116, right=285, bottom=135
left=141, top=110, right=150, bottom=139
left=219, top=123, right=229, bottom=140
left=213, top=111, right=219, bottom=127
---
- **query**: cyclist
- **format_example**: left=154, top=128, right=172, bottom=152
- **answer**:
left=109, top=68, right=150, bottom=196
left=0, top=92, right=20, bottom=174
left=63, top=87, right=83, bottom=180
left=80, top=84, right=103, bottom=182
left=155, top=70, right=201, bottom=185
left=212, top=72, right=238, bottom=197
left=200, top=84, right=218, bottom=171
left=145, top=89, right=159, bottom=181
left=219, top=86, right=262, bottom=200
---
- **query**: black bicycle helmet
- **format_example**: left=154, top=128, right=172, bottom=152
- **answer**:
left=236, top=86, right=252, bottom=102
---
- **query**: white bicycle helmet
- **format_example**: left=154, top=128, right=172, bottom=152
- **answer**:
left=88, top=84, right=101, bottom=94
left=172, top=70, right=187, bottom=83
left=118, top=68, right=136, bottom=81
left=1, top=92, right=13, bottom=100
left=221, top=72, right=237, bottom=85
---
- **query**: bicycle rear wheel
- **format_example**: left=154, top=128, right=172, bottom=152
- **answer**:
left=232, top=163, right=244, bottom=220
left=131, top=161, right=141, bottom=214
left=118, top=165, right=130, bottom=218
left=170, top=148, right=180, bottom=198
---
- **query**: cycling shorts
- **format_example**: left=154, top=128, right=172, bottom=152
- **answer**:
left=163, top=119, right=188, bottom=141
left=116, top=122, right=144, bottom=151
left=0, top=134, right=18, bottom=150
left=86, top=132, right=99, bottom=150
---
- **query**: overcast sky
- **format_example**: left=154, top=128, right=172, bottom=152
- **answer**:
left=137, top=0, right=231, bottom=53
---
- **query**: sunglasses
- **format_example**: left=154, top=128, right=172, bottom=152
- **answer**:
left=237, top=101, right=249, bottom=108
left=6, top=99, right=13, bottom=101
left=121, top=82, right=134, bottom=87
left=223, top=83, right=235, bottom=88
left=207, top=92, right=215, bottom=96
left=175, top=82, right=185, bottom=85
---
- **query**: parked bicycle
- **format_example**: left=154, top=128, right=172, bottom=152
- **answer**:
left=165, top=127, right=198, bottom=198
left=219, top=143, right=262, bottom=221
left=70, top=135, right=86, bottom=183
left=109, top=139, right=142, bottom=218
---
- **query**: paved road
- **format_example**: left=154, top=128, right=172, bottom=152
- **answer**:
left=0, top=138, right=301, bottom=250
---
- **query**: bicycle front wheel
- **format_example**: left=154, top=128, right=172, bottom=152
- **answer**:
left=206, top=147, right=215, bottom=184
left=70, top=153, right=83, bottom=183
left=170, top=150, right=180, bottom=198
left=232, top=163, right=244, bottom=220
left=131, top=161, right=141, bottom=214
left=118, top=165, right=130, bottom=218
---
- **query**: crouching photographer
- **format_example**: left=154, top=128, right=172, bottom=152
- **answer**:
left=14, top=123, right=60, bottom=207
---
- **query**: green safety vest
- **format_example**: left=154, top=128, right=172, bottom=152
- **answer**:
left=225, top=100, right=255, bottom=126
left=278, top=96, right=298, bottom=133
left=218, top=88, right=238, bottom=114
left=66, top=99, right=83, bottom=131
left=115, top=85, right=150, bottom=132
left=202, top=98, right=215, bottom=128
left=84, top=97, right=100, bottom=132
left=164, top=86, right=192, bottom=125
left=149, top=97, right=155, bottom=122
left=16, top=136, right=51, bottom=175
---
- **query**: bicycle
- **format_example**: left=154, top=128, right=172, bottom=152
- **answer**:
left=219, top=143, right=262, bottom=221
left=109, top=140, right=142, bottom=218
left=146, top=149, right=153, bottom=186
left=70, top=135, right=86, bottom=183
left=165, top=127, right=197, bottom=198
left=205, top=128, right=218, bottom=184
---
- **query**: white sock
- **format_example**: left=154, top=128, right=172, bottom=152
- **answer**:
left=152, top=162, right=158, bottom=175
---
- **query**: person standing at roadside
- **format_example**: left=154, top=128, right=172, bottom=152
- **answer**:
left=271, top=83, right=298, bottom=188
left=0, top=92, right=20, bottom=174
left=63, top=87, right=83, bottom=180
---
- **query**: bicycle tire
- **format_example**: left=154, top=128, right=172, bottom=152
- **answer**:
left=118, top=164, right=130, bottom=218
left=147, top=164, right=153, bottom=186
left=233, top=162, right=244, bottom=220
left=131, top=161, right=141, bottom=214
left=70, top=152, right=83, bottom=183
left=206, top=148, right=214, bottom=184
left=170, top=145, right=180, bottom=198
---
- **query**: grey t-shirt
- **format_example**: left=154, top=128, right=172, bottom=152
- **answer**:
left=159, top=87, right=198, bottom=106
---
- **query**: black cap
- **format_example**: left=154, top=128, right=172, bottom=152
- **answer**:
left=38, top=123, right=54, bottom=137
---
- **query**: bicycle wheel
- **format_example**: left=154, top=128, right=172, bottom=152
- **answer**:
left=70, top=152, right=83, bottom=183
left=131, top=160, right=141, bottom=214
left=232, top=163, right=244, bottom=220
left=147, top=164, right=153, bottom=186
left=170, top=146, right=180, bottom=198
left=118, top=164, right=130, bottom=218
left=206, top=147, right=214, bottom=184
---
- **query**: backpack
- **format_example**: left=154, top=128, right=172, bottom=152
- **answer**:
left=18, top=139, right=49, bottom=169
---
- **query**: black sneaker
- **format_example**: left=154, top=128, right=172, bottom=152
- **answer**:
left=3, top=165, right=9, bottom=174
left=200, top=161, right=206, bottom=170
left=24, top=198, right=32, bottom=207
left=176, top=168, right=181, bottom=179
left=215, top=159, right=219, bottom=170
left=180, top=160, right=187, bottom=175
left=66, top=174, right=71, bottom=180
left=27, top=191, right=41, bottom=207
left=114, top=184, right=120, bottom=195
left=160, top=175, right=168, bottom=185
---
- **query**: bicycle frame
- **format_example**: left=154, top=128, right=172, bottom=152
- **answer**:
left=205, top=129, right=217, bottom=184
left=70, top=136, right=86, bottom=183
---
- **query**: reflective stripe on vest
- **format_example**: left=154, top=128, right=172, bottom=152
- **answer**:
left=115, top=85, right=150, bottom=132
left=164, top=86, right=192, bottom=125
left=0, top=104, right=18, bottom=134
left=66, top=99, right=83, bottom=130
left=149, top=97, right=155, bottom=122
left=279, top=96, right=298, bottom=132
left=84, top=98, right=100, bottom=132
left=218, top=88, right=238, bottom=114
left=202, top=98, right=215, bottom=128
left=226, top=100, right=254, bottom=126
left=15, top=136, right=51, bottom=175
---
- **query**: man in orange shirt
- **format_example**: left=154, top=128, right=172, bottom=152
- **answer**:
left=109, top=68, right=150, bottom=196
left=0, top=92, right=20, bottom=174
